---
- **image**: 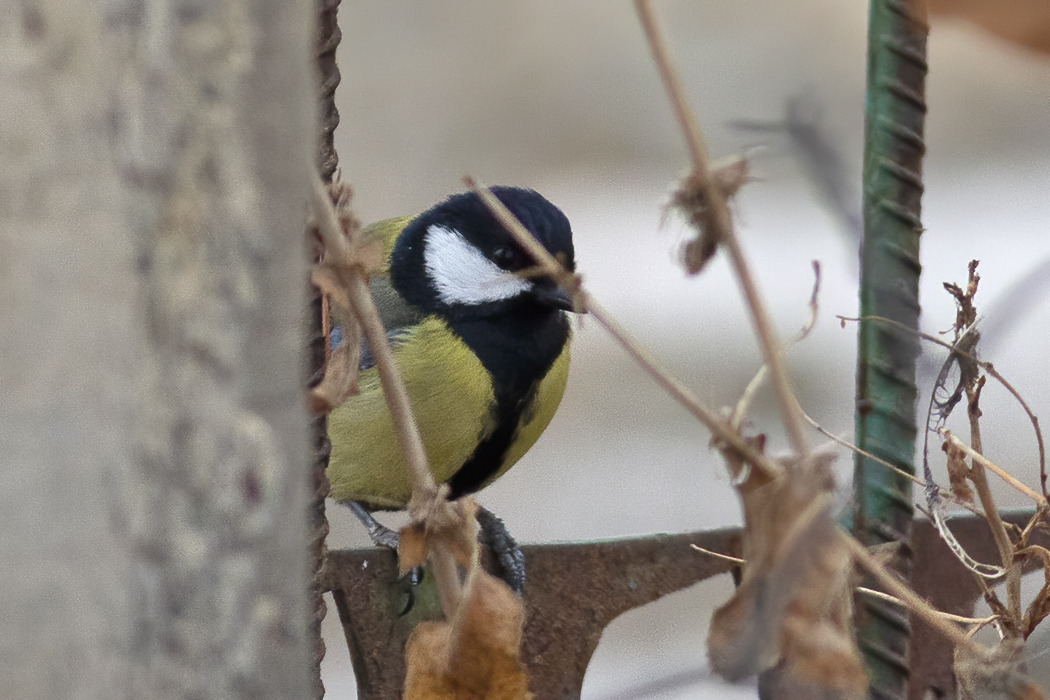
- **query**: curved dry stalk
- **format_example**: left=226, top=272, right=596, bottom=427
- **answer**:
left=855, top=587, right=1001, bottom=628
left=466, top=177, right=783, bottom=484
left=843, top=531, right=983, bottom=655
left=634, top=0, right=809, bottom=458
left=943, top=431, right=1048, bottom=508
left=310, top=175, right=462, bottom=616
left=840, top=313, right=1046, bottom=491
left=983, top=362, right=1048, bottom=499
left=928, top=500, right=1007, bottom=580
left=730, top=262, right=821, bottom=430
left=690, top=544, right=745, bottom=565
left=802, top=411, right=920, bottom=487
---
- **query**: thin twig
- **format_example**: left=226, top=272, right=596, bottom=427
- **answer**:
left=802, top=412, right=924, bottom=489
left=839, top=314, right=958, bottom=353
left=855, top=587, right=1000, bottom=627
left=311, top=176, right=353, bottom=259
left=310, top=175, right=462, bottom=615
left=984, top=362, right=1048, bottom=499
left=943, top=431, right=1048, bottom=508
left=634, top=0, right=809, bottom=457
left=633, top=0, right=710, bottom=173
left=963, top=377, right=1022, bottom=624
left=1020, top=509, right=1050, bottom=542
left=731, top=261, right=821, bottom=430
left=840, top=314, right=1047, bottom=499
left=465, top=177, right=783, bottom=483
left=344, top=278, right=435, bottom=499
left=844, top=531, right=984, bottom=654
left=691, top=544, right=746, bottom=565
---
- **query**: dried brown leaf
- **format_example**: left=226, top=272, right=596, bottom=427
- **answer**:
left=399, top=523, right=430, bottom=572
left=308, top=267, right=363, bottom=415
left=709, top=448, right=864, bottom=695
left=399, top=495, right=478, bottom=575
left=955, top=638, right=1048, bottom=700
left=404, top=571, right=531, bottom=700
left=306, top=259, right=365, bottom=415
left=672, top=156, right=749, bottom=275
left=943, top=435, right=976, bottom=503
left=943, top=260, right=980, bottom=335
left=308, top=339, right=360, bottom=415
left=1025, top=581, right=1050, bottom=639
left=308, top=181, right=386, bottom=415
left=719, top=433, right=773, bottom=489
left=347, top=234, right=386, bottom=277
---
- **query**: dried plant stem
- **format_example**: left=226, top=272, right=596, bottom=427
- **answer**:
left=720, top=222, right=810, bottom=456
left=802, top=412, right=926, bottom=489
left=732, top=265, right=821, bottom=429
left=983, top=362, right=1049, bottom=499
left=344, top=277, right=435, bottom=499
left=634, top=0, right=809, bottom=458
left=943, top=431, right=1048, bottom=508
left=691, top=544, right=745, bottom=565
left=585, top=295, right=782, bottom=480
left=730, top=366, right=769, bottom=431
left=465, top=177, right=783, bottom=483
left=310, top=176, right=461, bottom=616
left=964, top=386, right=1023, bottom=625
left=311, top=176, right=353, bottom=260
left=855, top=588, right=999, bottom=628
left=633, top=0, right=710, bottom=172
left=844, top=532, right=982, bottom=654
left=841, top=314, right=1047, bottom=492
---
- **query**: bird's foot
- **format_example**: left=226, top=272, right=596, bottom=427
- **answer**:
left=345, top=502, right=525, bottom=600
left=345, top=501, right=424, bottom=608
left=346, top=501, right=401, bottom=550
left=476, top=506, right=526, bottom=595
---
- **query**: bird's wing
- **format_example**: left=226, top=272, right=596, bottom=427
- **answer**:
left=325, top=216, right=423, bottom=369
left=357, top=328, right=409, bottom=372
left=327, top=317, right=497, bottom=510
left=364, top=216, right=424, bottom=332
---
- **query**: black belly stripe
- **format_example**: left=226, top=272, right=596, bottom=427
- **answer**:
left=443, top=306, right=568, bottom=500
left=446, top=388, right=536, bottom=500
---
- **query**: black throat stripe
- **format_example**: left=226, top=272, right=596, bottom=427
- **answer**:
left=445, top=309, right=568, bottom=500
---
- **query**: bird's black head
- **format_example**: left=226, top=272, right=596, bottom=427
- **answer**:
left=389, top=187, right=576, bottom=320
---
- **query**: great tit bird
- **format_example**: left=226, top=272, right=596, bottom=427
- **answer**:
left=326, top=186, right=577, bottom=538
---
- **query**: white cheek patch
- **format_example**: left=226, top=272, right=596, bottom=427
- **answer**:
left=423, top=225, right=530, bottom=306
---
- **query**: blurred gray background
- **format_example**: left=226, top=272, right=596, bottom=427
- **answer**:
left=321, top=1, right=1050, bottom=697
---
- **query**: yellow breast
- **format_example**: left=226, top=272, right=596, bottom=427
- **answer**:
left=326, top=317, right=571, bottom=509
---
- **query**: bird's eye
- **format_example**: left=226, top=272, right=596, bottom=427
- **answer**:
left=492, top=246, right=518, bottom=270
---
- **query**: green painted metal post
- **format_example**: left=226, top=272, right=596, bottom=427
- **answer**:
left=853, top=0, right=929, bottom=698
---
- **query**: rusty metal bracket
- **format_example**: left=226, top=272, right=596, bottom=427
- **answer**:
left=327, top=528, right=742, bottom=699
left=325, top=512, right=1045, bottom=699
left=908, top=509, right=1048, bottom=700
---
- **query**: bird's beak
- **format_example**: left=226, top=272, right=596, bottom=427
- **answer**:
left=531, top=281, right=581, bottom=312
